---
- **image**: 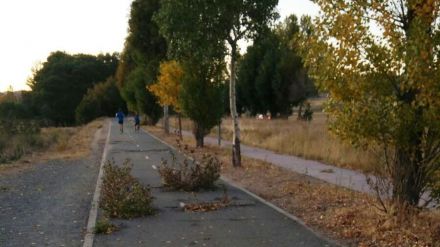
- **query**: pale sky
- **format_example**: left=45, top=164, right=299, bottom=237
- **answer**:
left=0, top=0, right=319, bottom=92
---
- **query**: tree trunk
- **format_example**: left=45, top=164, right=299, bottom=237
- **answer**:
left=178, top=113, right=183, bottom=140
left=391, top=110, right=424, bottom=207
left=163, top=105, right=169, bottom=134
left=218, top=119, right=222, bottom=146
left=229, top=45, right=241, bottom=167
left=297, top=102, right=303, bottom=120
left=392, top=146, right=423, bottom=207
left=193, top=122, right=204, bottom=148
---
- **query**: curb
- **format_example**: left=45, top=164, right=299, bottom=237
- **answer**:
left=83, top=120, right=111, bottom=247
left=142, top=128, right=341, bottom=247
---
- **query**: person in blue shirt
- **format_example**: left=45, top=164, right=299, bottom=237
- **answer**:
left=116, top=109, right=125, bottom=133
left=134, top=113, right=140, bottom=132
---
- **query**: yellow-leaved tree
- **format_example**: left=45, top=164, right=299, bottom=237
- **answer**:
left=303, top=0, right=440, bottom=208
left=148, top=60, right=184, bottom=137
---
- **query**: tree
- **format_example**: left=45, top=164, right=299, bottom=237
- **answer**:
left=0, top=86, right=17, bottom=103
left=303, top=0, right=440, bottom=207
left=116, top=0, right=167, bottom=125
left=237, top=15, right=310, bottom=117
left=148, top=60, right=184, bottom=135
left=75, top=77, right=126, bottom=124
left=155, top=0, right=279, bottom=166
left=123, top=67, right=162, bottom=124
left=28, top=51, right=119, bottom=125
left=179, top=60, right=224, bottom=147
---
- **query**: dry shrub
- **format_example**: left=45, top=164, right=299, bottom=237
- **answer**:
left=157, top=153, right=221, bottom=191
left=0, top=119, right=42, bottom=163
left=94, top=218, right=119, bottom=234
left=100, top=159, right=154, bottom=219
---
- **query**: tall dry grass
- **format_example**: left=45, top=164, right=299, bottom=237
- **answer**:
left=0, top=119, right=104, bottom=165
left=169, top=113, right=378, bottom=173
left=41, top=119, right=104, bottom=160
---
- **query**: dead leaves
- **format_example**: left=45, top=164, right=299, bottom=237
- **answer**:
left=180, top=188, right=231, bottom=213
left=181, top=200, right=230, bottom=212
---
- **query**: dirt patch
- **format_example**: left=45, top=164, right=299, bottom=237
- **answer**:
left=145, top=126, right=440, bottom=247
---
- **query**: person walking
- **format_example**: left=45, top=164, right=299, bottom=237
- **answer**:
left=134, top=113, right=140, bottom=132
left=116, top=109, right=125, bottom=133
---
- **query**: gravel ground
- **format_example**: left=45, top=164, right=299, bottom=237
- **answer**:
left=0, top=124, right=107, bottom=247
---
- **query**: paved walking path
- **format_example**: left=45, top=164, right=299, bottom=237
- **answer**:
left=181, top=130, right=373, bottom=194
left=93, top=121, right=337, bottom=247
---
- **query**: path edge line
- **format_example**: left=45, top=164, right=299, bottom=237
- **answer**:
left=142, top=128, right=341, bottom=247
left=83, top=120, right=111, bottom=247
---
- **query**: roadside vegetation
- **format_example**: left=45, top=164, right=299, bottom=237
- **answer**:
left=168, top=107, right=379, bottom=174
left=94, top=218, right=119, bottom=235
left=157, top=152, right=221, bottom=191
left=0, top=118, right=104, bottom=166
left=100, top=159, right=154, bottom=219
left=0, top=87, right=105, bottom=166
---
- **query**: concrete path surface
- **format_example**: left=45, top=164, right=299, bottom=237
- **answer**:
left=93, top=121, right=338, bottom=247
left=180, top=130, right=373, bottom=194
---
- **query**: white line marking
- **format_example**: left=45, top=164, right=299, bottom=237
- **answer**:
left=145, top=155, right=149, bottom=160
left=83, top=120, right=111, bottom=247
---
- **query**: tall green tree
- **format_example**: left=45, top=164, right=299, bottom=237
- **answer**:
left=304, top=0, right=440, bottom=207
left=237, top=16, right=308, bottom=117
left=116, top=0, right=167, bottom=125
left=28, top=51, right=119, bottom=125
left=179, top=60, right=224, bottom=147
left=155, top=0, right=279, bottom=166
left=75, top=77, right=126, bottom=124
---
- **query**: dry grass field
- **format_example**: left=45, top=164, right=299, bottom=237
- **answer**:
left=40, top=119, right=104, bottom=160
left=167, top=98, right=378, bottom=173
left=0, top=119, right=104, bottom=173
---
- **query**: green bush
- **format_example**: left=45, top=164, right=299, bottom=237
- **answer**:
left=157, top=153, right=221, bottom=191
left=0, top=102, right=32, bottom=120
left=100, top=159, right=154, bottom=219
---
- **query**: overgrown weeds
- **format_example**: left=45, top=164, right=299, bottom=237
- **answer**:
left=157, top=153, right=221, bottom=191
left=0, top=119, right=42, bottom=163
left=100, top=159, right=154, bottom=219
left=94, top=218, right=119, bottom=234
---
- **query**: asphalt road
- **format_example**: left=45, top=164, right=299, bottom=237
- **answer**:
left=94, top=121, right=337, bottom=247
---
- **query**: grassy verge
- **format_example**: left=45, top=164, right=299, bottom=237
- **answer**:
left=145, top=126, right=440, bottom=246
left=0, top=119, right=104, bottom=172
left=40, top=119, right=104, bottom=161
left=167, top=113, right=378, bottom=173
